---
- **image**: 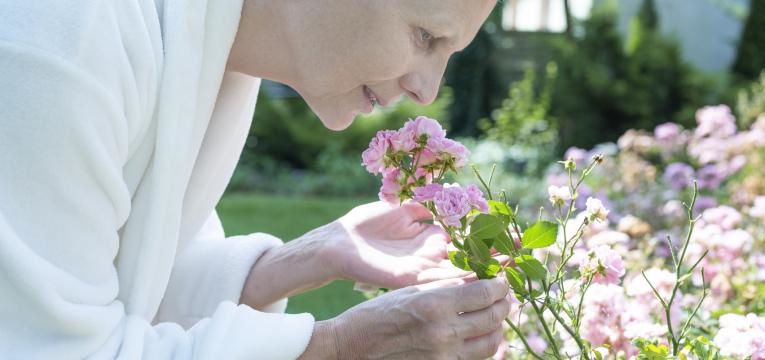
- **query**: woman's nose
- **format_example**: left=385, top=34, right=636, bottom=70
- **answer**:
left=400, top=57, right=449, bottom=105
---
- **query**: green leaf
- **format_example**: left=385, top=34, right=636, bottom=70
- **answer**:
left=470, top=214, right=505, bottom=239
left=466, top=236, right=491, bottom=262
left=469, top=258, right=501, bottom=279
left=488, top=200, right=513, bottom=222
left=493, top=231, right=514, bottom=255
left=521, top=221, right=558, bottom=249
left=448, top=251, right=471, bottom=271
left=504, top=267, right=527, bottom=296
left=514, top=255, right=548, bottom=281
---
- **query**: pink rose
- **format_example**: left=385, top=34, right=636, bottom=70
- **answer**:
left=401, top=116, right=447, bottom=144
left=425, top=137, right=470, bottom=168
left=579, top=246, right=625, bottom=285
left=412, top=183, right=443, bottom=203
left=465, top=184, right=489, bottom=213
left=695, top=105, right=737, bottom=138
left=390, top=128, right=417, bottom=153
left=378, top=168, right=403, bottom=204
left=434, top=184, right=472, bottom=227
left=362, top=130, right=395, bottom=175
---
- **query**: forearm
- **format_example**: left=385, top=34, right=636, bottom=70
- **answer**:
left=240, top=222, right=340, bottom=310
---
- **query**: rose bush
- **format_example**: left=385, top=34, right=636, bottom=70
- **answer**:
left=361, top=109, right=765, bottom=359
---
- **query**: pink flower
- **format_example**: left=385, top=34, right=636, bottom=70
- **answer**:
left=425, top=137, right=470, bottom=168
left=389, top=129, right=417, bottom=153
left=579, top=246, right=625, bottom=285
left=362, top=130, right=395, bottom=175
left=378, top=168, right=403, bottom=204
left=695, top=105, right=737, bottom=138
left=434, top=184, right=472, bottom=227
left=465, top=184, right=489, bottom=213
left=714, top=313, right=765, bottom=358
left=702, top=205, right=742, bottom=231
left=749, top=196, right=765, bottom=221
left=401, top=116, right=447, bottom=144
left=412, top=183, right=443, bottom=203
left=654, top=122, right=682, bottom=141
left=585, top=197, right=609, bottom=222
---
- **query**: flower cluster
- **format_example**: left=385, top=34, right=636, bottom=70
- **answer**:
left=362, top=116, right=469, bottom=204
left=714, top=313, right=765, bottom=359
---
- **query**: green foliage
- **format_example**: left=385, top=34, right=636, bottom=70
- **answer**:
left=480, top=64, right=558, bottom=175
left=732, top=0, right=765, bottom=82
left=737, top=70, right=765, bottom=127
left=513, top=255, right=548, bottom=281
left=551, top=1, right=716, bottom=152
left=521, top=221, right=558, bottom=249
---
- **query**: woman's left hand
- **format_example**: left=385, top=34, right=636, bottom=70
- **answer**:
left=327, top=201, right=470, bottom=289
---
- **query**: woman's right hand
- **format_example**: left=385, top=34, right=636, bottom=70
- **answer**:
left=300, top=277, right=511, bottom=359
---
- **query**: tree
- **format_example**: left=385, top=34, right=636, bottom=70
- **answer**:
left=732, top=0, right=765, bottom=82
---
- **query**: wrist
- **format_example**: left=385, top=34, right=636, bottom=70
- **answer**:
left=299, top=319, right=339, bottom=359
left=241, top=224, right=341, bottom=309
left=318, top=220, right=353, bottom=280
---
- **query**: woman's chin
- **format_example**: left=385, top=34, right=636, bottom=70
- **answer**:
left=319, top=111, right=357, bottom=131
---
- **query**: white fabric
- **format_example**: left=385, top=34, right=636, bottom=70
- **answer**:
left=0, top=0, right=314, bottom=358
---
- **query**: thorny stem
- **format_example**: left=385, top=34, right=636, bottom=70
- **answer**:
left=504, top=318, right=546, bottom=360
left=527, top=278, right=562, bottom=358
left=543, top=298, right=591, bottom=359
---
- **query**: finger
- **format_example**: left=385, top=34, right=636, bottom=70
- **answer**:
left=413, top=277, right=468, bottom=292
left=448, top=277, right=509, bottom=313
left=400, top=200, right=435, bottom=221
left=454, top=298, right=510, bottom=339
left=416, top=267, right=473, bottom=284
left=460, top=327, right=505, bottom=360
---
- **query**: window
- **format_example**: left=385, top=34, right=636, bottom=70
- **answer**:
left=502, top=0, right=593, bottom=32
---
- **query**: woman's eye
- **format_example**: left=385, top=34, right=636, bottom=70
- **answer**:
left=417, top=28, right=435, bottom=48
left=420, top=29, right=434, bottom=42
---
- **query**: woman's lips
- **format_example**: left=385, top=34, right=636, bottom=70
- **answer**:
left=362, top=85, right=389, bottom=112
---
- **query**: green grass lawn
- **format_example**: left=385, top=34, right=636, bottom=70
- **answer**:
left=216, top=192, right=374, bottom=320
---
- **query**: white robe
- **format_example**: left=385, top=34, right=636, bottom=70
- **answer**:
left=0, top=0, right=315, bottom=358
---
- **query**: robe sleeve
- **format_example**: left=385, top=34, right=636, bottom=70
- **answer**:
left=158, top=210, right=290, bottom=328
left=0, top=39, right=314, bottom=360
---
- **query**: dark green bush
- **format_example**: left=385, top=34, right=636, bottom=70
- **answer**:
left=550, top=0, right=717, bottom=152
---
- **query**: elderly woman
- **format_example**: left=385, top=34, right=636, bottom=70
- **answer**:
left=0, top=0, right=510, bottom=359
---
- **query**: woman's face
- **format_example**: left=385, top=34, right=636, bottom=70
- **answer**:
left=285, top=0, right=496, bottom=130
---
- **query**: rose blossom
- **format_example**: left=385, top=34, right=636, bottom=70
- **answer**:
left=424, top=137, right=470, bottom=168
left=654, top=122, right=682, bottom=141
left=585, top=197, right=609, bottom=223
left=695, top=105, right=737, bottom=138
left=434, top=184, right=473, bottom=227
left=412, top=183, right=488, bottom=227
left=548, top=185, right=572, bottom=207
left=378, top=168, right=404, bottom=204
left=400, top=116, right=447, bottom=144
left=714, top=313, right=765, bottom=359
left=361, top=130, right=395, bottom=174
left=579, top=246, right=625, bottom=285
left=465, top=184, right=489, bottom=213
left=412, top=183, right=443, bottom=203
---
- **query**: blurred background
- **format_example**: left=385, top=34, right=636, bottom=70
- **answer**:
left=217, top=0, right=765, bottom=320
